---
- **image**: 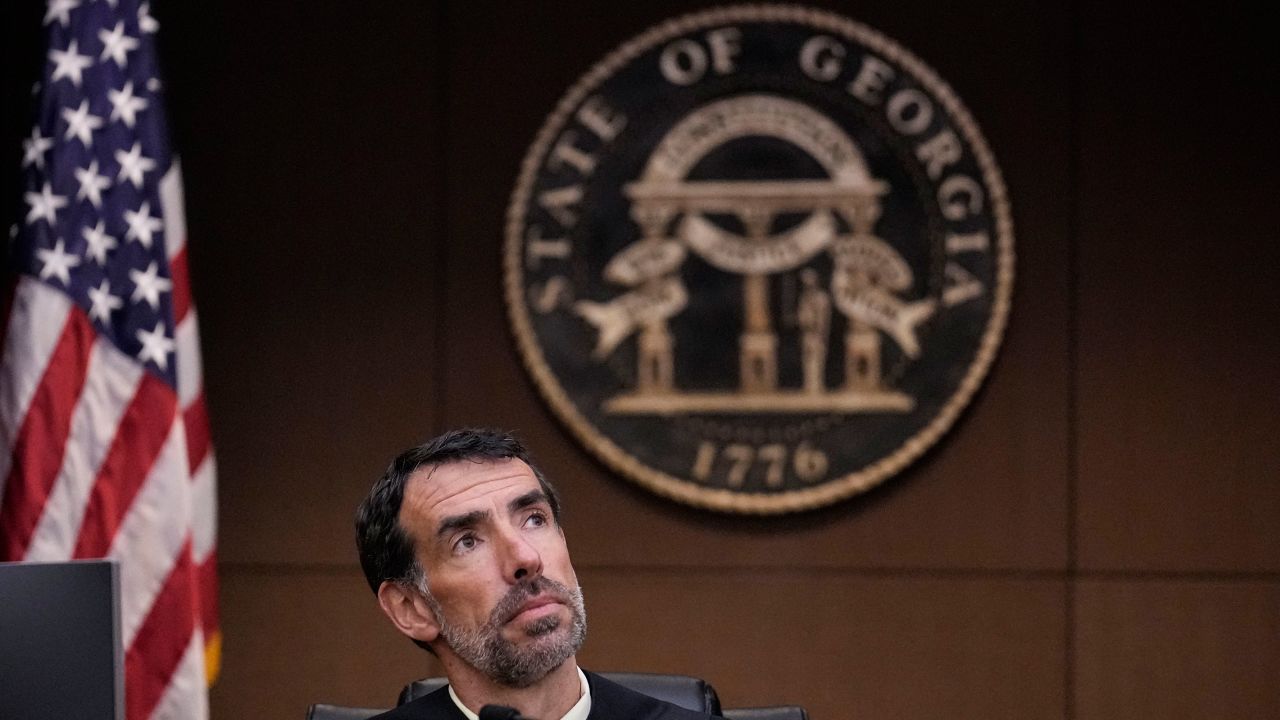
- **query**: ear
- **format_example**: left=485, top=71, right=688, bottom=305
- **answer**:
left=377, top=580, right=440, bottom=645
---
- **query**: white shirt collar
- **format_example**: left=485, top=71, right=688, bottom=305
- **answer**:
left=447, top=667, right=592, bottom=720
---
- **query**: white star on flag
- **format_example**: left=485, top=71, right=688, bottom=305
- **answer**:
left=98, top=21, right=140, bottom=68
left=24, top=182, right=68, bottom=226
left=62, top=99, right=105, bottom=148
left=36, top=239, right=82, bottom=286
left=108, top=81, right=149, bottom=127
left=82, top=220, right=118, bottom=264
left=124, top=201, right=163, bottom=247
left=74, top=159, right=113, bottom=208
left=138, top=2, right=160, bottom=33
left=87, top=279, right=125, bottom=322
left=129, top=260, right=172, bottom=309
left=48, top=39, right=94, bottom=88
left=22, top=127, right=54, bottom=170
left=43, top=0, right=81, bottom=28
left=115, top=141, right=157, bottom=188
left=135, top=321, right=175, bottom=370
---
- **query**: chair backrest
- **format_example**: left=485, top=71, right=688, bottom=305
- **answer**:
left=398, top=672, right=721, bottom=714
left=304, top=699, right=811, bottom=720
left=305, top=703, right=385, bottom=720
left=722, top=706, right=810, bottom=720
left=309, top=673, right=811, bottom=719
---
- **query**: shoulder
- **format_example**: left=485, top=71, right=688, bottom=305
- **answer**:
left=585, top=672, right=719, bottom=720
left=367, top=685, right=463, bottom=720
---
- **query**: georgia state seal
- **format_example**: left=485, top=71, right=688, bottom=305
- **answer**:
left=504, top=5, right=1014, bottom=514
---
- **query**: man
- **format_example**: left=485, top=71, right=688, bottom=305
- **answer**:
left=796, top=268, right=831, bottom=394
left=356, top=429, right=717, bottom=719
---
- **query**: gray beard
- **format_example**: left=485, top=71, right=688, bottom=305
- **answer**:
left=422, top=576, right=587, bottom=688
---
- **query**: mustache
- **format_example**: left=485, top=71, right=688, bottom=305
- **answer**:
left=489, top=576, right=575, bottom=625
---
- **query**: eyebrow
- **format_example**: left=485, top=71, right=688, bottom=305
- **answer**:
left=435, top=509, right=489, bottom=539
left=509, top=489, right=550, bottom=515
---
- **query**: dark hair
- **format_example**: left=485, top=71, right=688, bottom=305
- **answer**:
left=355, top=428, right=562, bottom=595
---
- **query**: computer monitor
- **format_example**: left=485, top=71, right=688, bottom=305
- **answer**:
left=0, top=559, right=123, bottom=720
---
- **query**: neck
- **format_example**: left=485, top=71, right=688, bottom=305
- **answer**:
left=442, top=655, right=582, bottom=720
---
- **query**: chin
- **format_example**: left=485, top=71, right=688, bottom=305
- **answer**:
left=510, top=612, right=562, bottom=641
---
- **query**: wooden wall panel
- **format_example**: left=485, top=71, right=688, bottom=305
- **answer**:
left=1075, top=580, right=1280, bottom=719
left=578, top=571, right=1065, bottom=720
left=209, top=569, right=441, bottom=719
left=159, top=2, right=448, bottom=565
left=1075, top=3, right=1280, bottom=572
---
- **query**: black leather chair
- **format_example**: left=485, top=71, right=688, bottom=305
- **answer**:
left=722, top=706, right=810, bottom=720
left=308, top=672, right=807, bottom=720
left=305, top=704, right=384, bottom=720
left=397, top=672, right=721, bottom=714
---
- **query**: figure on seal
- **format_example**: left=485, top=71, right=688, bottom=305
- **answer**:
left=796, top=267, right=832, bottom=393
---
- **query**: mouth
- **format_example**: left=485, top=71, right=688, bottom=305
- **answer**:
left=506, top=594, right=564, bottom=624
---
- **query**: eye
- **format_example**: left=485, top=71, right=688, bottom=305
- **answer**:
left=524, top=511, right=549, bottom=528
left=453, top=533, right=479, bottom=554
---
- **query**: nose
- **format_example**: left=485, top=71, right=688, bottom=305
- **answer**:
left=499, top=526, right=543, bottom=583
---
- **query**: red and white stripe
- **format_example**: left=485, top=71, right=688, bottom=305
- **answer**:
left=163, top=163, right=221, bottom=692
left=0, top=164, right=218, bottom=720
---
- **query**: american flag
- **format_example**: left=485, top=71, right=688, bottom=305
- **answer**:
left=1, top=2, right=218, bottom=719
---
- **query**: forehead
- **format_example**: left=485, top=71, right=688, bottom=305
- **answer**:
left=400, top=457, right=543, bottom=529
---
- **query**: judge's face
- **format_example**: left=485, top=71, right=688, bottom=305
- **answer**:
left=400, top=457, right=585, bottom=686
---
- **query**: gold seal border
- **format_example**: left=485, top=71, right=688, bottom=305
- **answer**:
left=503, top=3, right=1016, bottom=514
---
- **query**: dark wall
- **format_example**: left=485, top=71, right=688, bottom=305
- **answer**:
left=6, top=2, right=1277, bottom=718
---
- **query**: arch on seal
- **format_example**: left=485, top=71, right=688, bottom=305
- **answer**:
left=636, top=94, right=875, bottom=188
left=608, top=93, right=897, bottom=402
